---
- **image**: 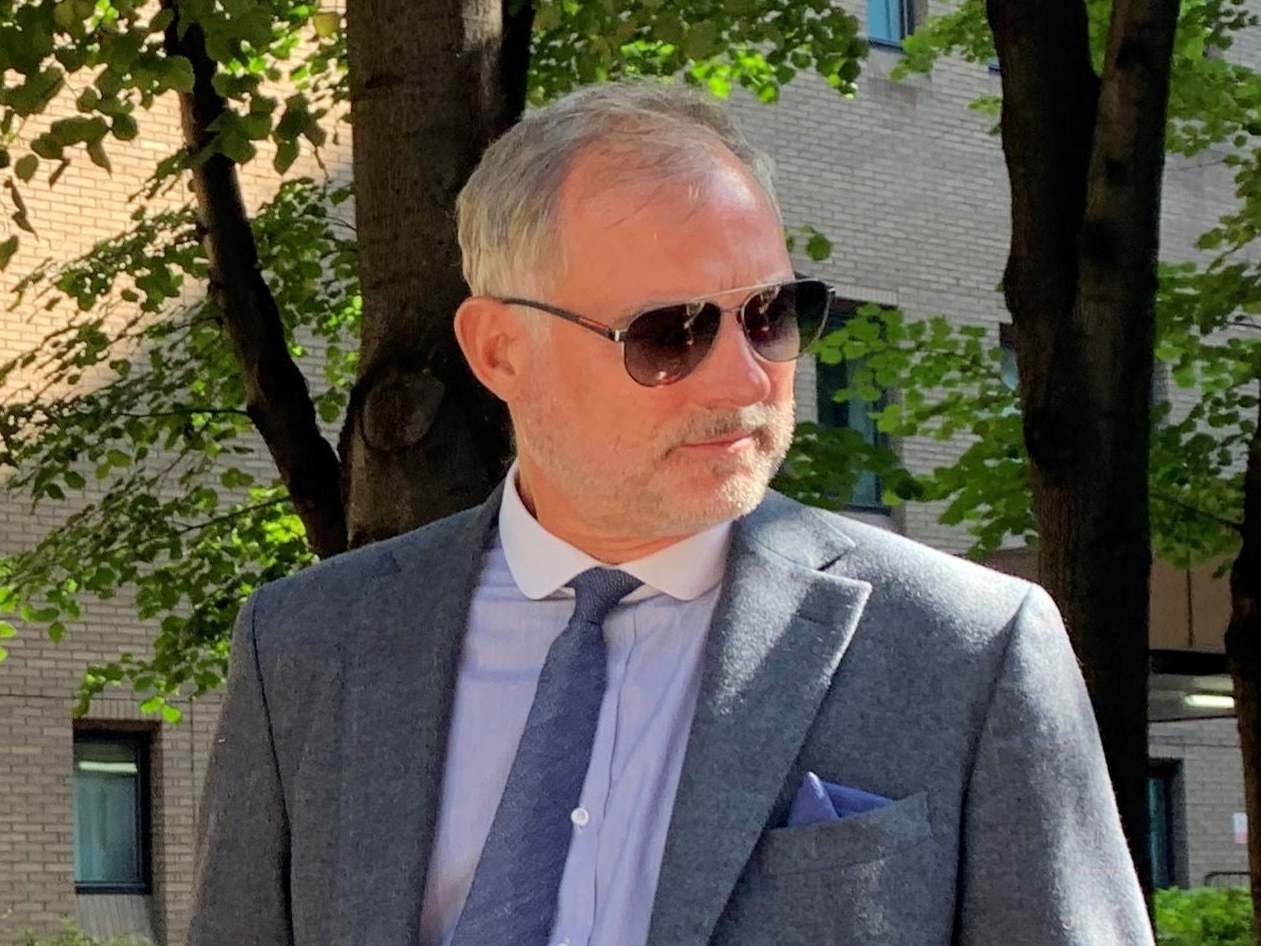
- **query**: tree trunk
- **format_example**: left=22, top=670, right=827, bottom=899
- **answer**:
left=1226, top=392, right=1261, bottom=940
left=339, top=0, right=532, bottom=548
left=163, top=2, right=348, bottom=558
left=989, top=0, right=1179, bottom=892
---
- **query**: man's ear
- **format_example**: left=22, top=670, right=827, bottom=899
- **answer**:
left=453, top=296, right=531, bottom=402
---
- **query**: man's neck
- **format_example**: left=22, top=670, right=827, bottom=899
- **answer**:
left=514, top=461, right=693, bottom=565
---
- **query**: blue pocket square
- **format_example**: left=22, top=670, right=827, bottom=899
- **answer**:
left=785, top=771, right=893, bottom=827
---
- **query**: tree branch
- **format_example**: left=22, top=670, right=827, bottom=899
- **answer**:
left=162, top=3, right=347, bottom=558
left=1151, top=488, right=1244, bottom=533
left=171, top=496, right=292, bottom=535
left=1225, top=355, right=1261, bottom=939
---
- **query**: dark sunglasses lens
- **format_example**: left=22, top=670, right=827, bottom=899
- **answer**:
left=742, top=280, right=831, bottom=361
left=624, top=303, right=720, bottom=385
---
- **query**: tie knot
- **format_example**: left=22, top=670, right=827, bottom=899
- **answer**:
left=568, top=567, right=642, bottom=625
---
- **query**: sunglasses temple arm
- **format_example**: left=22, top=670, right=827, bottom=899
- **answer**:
left=494, top=297, right=622, bottom=342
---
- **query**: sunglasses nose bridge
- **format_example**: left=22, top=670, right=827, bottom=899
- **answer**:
left=706, top=299, right=772, bottom=365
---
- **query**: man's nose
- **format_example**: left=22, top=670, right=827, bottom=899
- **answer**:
left=686, top=308, right=773, bottom=406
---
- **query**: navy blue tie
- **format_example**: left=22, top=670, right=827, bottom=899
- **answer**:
left=447, top=567, right=643, bottom=946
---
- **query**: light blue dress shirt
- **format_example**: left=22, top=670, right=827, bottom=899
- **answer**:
left=418, top=463, right=731, bottom=946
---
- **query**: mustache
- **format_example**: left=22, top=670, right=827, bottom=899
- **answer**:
left=663, top=404, right=792, bottom=449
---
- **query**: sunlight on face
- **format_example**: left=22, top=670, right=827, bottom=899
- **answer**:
left=509, top=144, right=797, bottom=539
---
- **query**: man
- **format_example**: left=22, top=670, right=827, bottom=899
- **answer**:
left=188, top=80, right=1154, bottom=946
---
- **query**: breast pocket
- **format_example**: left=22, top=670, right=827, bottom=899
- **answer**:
left=755, top=790, right=932, bottom=876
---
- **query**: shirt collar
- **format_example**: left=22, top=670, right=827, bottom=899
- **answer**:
left=497, top=459, right=731, bottom=602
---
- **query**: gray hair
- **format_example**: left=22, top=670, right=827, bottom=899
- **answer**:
left=455, top=78, right=782, bottom=307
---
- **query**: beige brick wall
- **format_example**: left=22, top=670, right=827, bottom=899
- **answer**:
left=0, top=42, right=345, bottom=944
left=1, top=3, right=1258, bottom=942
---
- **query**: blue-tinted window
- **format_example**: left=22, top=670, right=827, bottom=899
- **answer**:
left=73, top=732, right=150, bottom=892
left=869, top=0, right=913, bottom=46
left=816, top=304, right=887, bottom=510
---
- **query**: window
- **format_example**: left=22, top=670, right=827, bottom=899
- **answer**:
left=868, top=0, right=915, bottom=46
left=73, top=730, right=152, bottom=893
left=999, top=322, right=1018, bottom=393
left=1147, top=759, right=1182, bottom=890
left=815, top=301, right=887, bottom=511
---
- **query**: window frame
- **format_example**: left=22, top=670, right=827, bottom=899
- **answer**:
left=72, top=727, right=154, bottom=896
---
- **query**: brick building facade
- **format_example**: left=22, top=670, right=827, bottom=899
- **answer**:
left=1, top=2, right=1257, bottom=942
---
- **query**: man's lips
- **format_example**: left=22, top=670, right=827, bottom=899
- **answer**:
left=681, top=430, right=758, bottom=448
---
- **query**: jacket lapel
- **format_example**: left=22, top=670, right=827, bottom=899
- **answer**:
left=339, top=483, right=503, bottom=946
left=644, top=492, right=873, bottom=946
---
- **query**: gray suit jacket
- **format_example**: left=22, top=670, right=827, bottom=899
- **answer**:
left=187, top=485, right=1155, bottom=946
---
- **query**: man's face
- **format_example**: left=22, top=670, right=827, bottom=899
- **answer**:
left=509, top=147, right=797, bottom=538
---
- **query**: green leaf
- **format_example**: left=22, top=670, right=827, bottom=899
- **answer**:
left=241, top=112, right=273, bottom=140
left=312, top=10, right=340, bottom=37
left=273, top=138, right=299, bottom=174
left=218, top=132, right=257, bottom=164
left=75, top=88, right=100, bottom=112
left=161, top=704, right=184, bottom=723
left=0, top=621, right=15, bottom=639
left=220, top=468, right=255, bottom=489
left=53, top=1, right=77, bottom=31
left=317, top=396, right=341, bottom=423
left=806, top=232, right=833, bottom=262
left=682, top=21, right=718, bottom=59
left=163, top=56, right=196, bottom=94
left=50, top=116, right=109, bottom=146
left=139, top=695, right=163, bottom=713
left=87, top=140, right=112, bottom=173
left=112, top=114, right=139, bottom=141
left=149, top=7, right=175, bottom=33
left=0, top=236, right=19, bottom=271
left=10, top=68, right=65, bottom=117
left=30, top=135, right=62, bottom=160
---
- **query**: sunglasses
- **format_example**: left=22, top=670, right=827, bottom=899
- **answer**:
left=491, top=277, right=835, bottom=387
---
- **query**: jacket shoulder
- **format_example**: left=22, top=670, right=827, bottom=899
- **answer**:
left=248, top=503, right=482, bottom=624
left=797, top=500, right=1042, bottom=647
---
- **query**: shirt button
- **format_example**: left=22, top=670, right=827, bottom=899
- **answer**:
left=570, top=807, right=590, bottom=827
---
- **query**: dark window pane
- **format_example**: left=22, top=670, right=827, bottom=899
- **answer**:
left=73, top=738, right=143, bottom=887
left=1146, top=763, right=1179, bottom=890
left=816, top=346, right=884, bottom=510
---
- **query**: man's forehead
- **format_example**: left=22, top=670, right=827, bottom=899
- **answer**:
left=561, top=155, right=762, bottom=225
